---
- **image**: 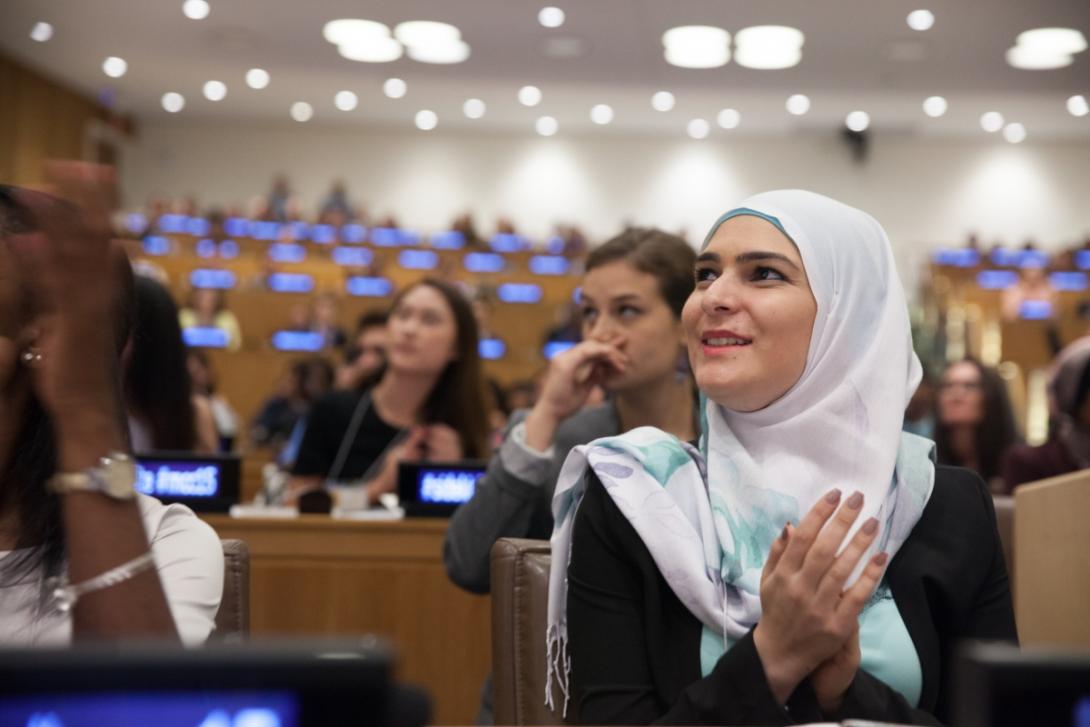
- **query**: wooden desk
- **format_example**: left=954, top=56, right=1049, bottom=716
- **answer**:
left=202, top=515, right=491, bottom=725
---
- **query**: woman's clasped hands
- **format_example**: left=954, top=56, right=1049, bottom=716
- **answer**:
left=753, top=488, right=889, bottom=715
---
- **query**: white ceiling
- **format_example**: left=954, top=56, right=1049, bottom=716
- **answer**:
left=2, top=0, right=1089, bottom=138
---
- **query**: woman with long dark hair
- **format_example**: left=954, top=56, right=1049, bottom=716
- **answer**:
left=287, top=278, right=491, bottom=507
left=0, top=164, right=221, bottom=644
left=933, top=357, right=1020, bottom=489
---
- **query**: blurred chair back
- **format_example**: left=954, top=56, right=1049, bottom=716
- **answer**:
left=1014, top=469, right=1090, bottom=647
left=992, top=495, right=1014, bottom=584
left=213, top=538, right=250, bottom=643
left=490, top=538, right=563, bottom=726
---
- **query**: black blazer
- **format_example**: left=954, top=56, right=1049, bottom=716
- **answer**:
left=567, top=465, right=1018, bottom=726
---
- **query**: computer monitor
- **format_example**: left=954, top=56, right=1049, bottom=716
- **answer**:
left=953, top=641, right=1090, bottom=727
left=397, top=460, right=487, bottom=517
left=0, top=640, right=409, bottom=727
left=134, top=452, right=241, bottom=513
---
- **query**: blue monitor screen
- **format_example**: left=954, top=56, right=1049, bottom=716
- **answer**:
left=266, top=273, right=315, bottom=294
left=182, top=327, right=229, bottom=349
left=545, top=235, right=566, bottom=255
left=125, top=213, right=147, bottom=234
left=529, top=255, right=571, bottom=276
left=1019, top=300, right=1053, bottom=320
left=224, top=217, right=250, bottom=238
left=976, top=270, right=1019, bottom=290
left=341, top=223, right=367, bottom=243
left=0, top=691, right=298, bottom=727
left=572, top=286, right=582, bottom=303
left=142, top=236, right=171, bottom=256
left=157, top=214, right=188, bottom=234
left=346, top=276, right=394, bottom=297
left=398, top=249, right=438, bottom=270
left=189, top=269, right=237, bottom=289
left=370, top=227, right=401, bottom=247
left=310, top=224, right=336, bottom=244
left=271, top=331, right=325, bottom=351
left=250, top=221, right=281, bottom=241
left=1077, top=251, right=1090, bottom=271
left=398, top=229, right=421, bottom=246
left=490, top=233, right=527, bottom=253
left=186, top=217, right=210, bottom=237
left=1019, top=250, right=1050, bottom=268
left=417, top=468, right=484, bottom=505
left=136, top=461, right=223, bottom=499
left=195, top=239, right=217, bottom=258
left=990, top=248, right=1020, bottom=267
left=498, top=283, right=543, bottom=304
left=932, top=248, right=980, bottom=267
left=1050, top=271, right=1088, bottom=291
left=464, top=253, right=505, bottom=273
left=219, top=240, right=240, bottom=259
left=1075, top=696, right=1090, bottom=727
left=332, top=247, right=374, bottom=266
left=431, top=231, right=465, bottom=250
left=478, top=338, right=506, bottom=360
left=543, top=341, right=576, bottom=360
left=268, top=243, right=306, bottom=263
left=288, top=221, right=309, bottom=241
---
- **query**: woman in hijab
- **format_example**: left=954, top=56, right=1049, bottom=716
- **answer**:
left=1001, top=337, right=1090, bottom=491
left=548, top=191, right=1016, bottom=725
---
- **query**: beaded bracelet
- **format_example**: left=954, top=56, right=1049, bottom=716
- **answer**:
left=46, top=552, right=157, bottom=614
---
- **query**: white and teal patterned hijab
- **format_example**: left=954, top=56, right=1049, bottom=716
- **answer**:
left=545, top=190, right=935, bottom=713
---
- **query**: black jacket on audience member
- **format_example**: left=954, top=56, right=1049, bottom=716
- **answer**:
left=291, top=390, right=402, bottom=481
left=567, top=465, right=1017, bottom=726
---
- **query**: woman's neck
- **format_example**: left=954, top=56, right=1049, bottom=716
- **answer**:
left=615, top=374, right=697, bottom=442
left=949, top=426, right=978, bottom=468
left=371, top=368, right=440, bottom=428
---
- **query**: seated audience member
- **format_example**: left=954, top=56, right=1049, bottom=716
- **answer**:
left=445, top=228, right=699, bottom=597
left=252, top=357, right=334, bottom=452
left=0, top=166, right=222, bottom=644
left=1002, top=337, right=1090, bottom=491
left=263, top=174, right=293, bottom=223
left=286, top=279, right=491, bottom=508
left=451, top=212, right=486, bottom=249
left=126, top=276, right=218, bottom=454
left=335, top=311, right=389, bottom=391
left=310, top=292, right=348, bottom=350
left=1000, top=266, right=1056, bottom=321
left=934, top=358, right=1020, bottom=491
left=549, top=191, right=1016, bottom=725
left=178, top=287, right=242, bottom=352
left=187, top=349, right=240, bottom=452
left=318, top=179, right=353, bottom=225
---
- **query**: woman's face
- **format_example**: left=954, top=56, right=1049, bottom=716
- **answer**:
left=579, top=261, right=685, bottom=393
left=682, top=215, right=817, bottom=412
left=386, top=285, right=459, bottom=376
left=194, top=288, right=218, bottom=317
left=937, top=361, right=985, bottom=427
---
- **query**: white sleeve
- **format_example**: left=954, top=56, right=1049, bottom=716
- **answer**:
left=139, top=497, right=225, bottom=645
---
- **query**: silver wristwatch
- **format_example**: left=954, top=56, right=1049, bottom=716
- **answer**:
left=48, top=451, right=137, bottom=500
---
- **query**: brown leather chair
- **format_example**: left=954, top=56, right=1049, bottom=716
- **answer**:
left=992, top=495, right=1014, bottom=584
left=491, top=538, right=564, bottom=726
left=212, top=539, right=250, bottom=643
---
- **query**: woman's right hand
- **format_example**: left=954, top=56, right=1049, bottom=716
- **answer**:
left=366, top=426, right=428, bottom=502
left=752, top=489, right=888, bottom=704
left=523, top=340, right=629, bottom=451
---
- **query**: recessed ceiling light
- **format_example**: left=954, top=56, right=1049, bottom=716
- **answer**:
left=590, top=104, right=614, bottom=125
left=1016, top=28, right=1088, bottom=55
left=395, top=21, right=461, bottom=46
left=717, top=108, right=741, bottom=129
left=463, top=98, right=486, bottom=119
left=203, top=80, right=227, bottom=102
left=291, top=102, right=313, bottom=122
left=1005, top=45, right=1074, bottom=70
left=30, top=22, right=53, bottom=43
left=1068, top=95, right=1090, bottom=117
left=662, top=25, right=730, bottom=69
left=687, top=119, right=710, bottom=140
left=980, top=111, right=1004, bottom=133
left=519, top=85, right=543, bottom=107
left=733, top=26, right=804, bottom=70
left=335, top=90, right=358, bottom=111
left=907, top=10, right=935, bottom=32
left=785, top=94, right=810, bottom=115
left=323, top=19, right=391, bottom=46
left=161, top=92, right=185, bottom=113
left=536, top=116, right=559, bottom=136
left=102, top=56, right=127, bottom=78
left=407, top=40, right=471, bottom=64
left=846, top=111, right=871, bottom=132
left=384, top=78, right=408, bottom=99
left=1003, top=123, right=1027, bottom=144
left=922, top=96, right=948, bottom=117
left=415, top=110, right=438, bottom=131
left=182, top=0, right=210, bottom=20
left=539, top=7, right=565, bottom=28
left=651, top=91, right=675, bottom=112
left=338, top=37, right=403, bottom=63
left=246, top=68, right=270, bottom=89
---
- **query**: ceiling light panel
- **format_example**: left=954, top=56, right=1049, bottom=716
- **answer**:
left=464, top=98, right=486, bottom=119
left=662, top=25, right=730, bottom=69
left=182, top=0, right=210, bottom=20
left=1068, top=95, right=1090, bottom=117
left=536, top=116, right=558, bottom=136
left=30, top=22, right=53, bottom=42
left=203, top=80, right=227, bottom=101
left=415, top=110, right=438, bottom=130
left=922, top=96, right=948, bottom=117
left=651, top=91, right=675, bottom=112
left=590, top=104, right=614, bottom=125
left=906, top=10, right=935, bottom=31
left=734, top=26, right=804, bottom=70
left=687, top=119, right=710, bottom=140
left=717, top=108, right=741, bottom=129
left=785, top=94, right=810, bottom=115
left=246, top=68, right=270, bottom=89
left=519, top=85, right=543, bottom=107
left=384, top=78, right=407, bottom=98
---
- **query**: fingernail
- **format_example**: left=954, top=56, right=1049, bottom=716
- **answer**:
left=846, top=491, right=864, bottom=510
left=874, top=552, right=889, bottom=566
left=825, top=488, right=842, bottom=504
left=862, top=517, right=878, bottom=535
left=780, top=525, right=789, bottom=541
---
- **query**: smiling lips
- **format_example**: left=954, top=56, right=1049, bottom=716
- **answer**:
left=700, top=329, right=753, bottom=352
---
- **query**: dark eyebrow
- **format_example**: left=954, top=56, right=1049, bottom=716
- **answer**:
left=580, top=292, right=644, bottom=305
left=736, top=251, right=801, bottom=272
